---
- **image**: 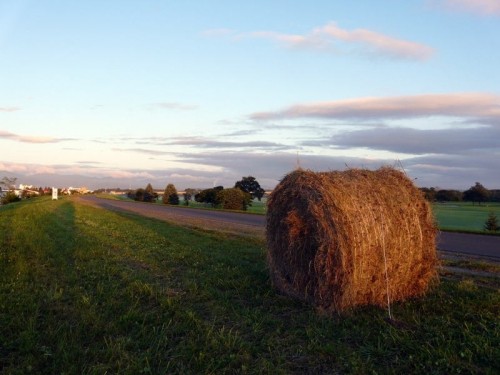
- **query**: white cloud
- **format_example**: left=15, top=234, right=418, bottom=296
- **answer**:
left=250, top=92, right=500, bottom=121
left=214, top=22, right=434, bottom=61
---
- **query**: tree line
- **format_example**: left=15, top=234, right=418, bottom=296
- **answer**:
left=421, top=182, right=500, bottom=205
left=127, top=176, right=265, bottom=211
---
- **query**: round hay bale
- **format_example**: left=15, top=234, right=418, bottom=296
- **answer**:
left=266, top=167, right=438, bottom=313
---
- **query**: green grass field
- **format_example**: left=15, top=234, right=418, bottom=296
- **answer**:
left=0, top=197, right=498, bottom=374
left=432, top=202, right=500, bottom=233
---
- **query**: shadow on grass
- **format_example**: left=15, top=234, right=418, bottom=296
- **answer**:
left=83, top=207, right=500, bottom=375
left=2, top=199, right=499, bottom=374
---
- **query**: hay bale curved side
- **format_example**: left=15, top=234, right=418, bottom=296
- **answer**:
left=266, top=167, right=438, bottom=313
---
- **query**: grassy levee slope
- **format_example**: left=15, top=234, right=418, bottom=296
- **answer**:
left=1, top=197, right=499, bottom=374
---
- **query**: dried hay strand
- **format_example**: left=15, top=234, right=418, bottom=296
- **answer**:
left=266, top=167, right=438, bottom=313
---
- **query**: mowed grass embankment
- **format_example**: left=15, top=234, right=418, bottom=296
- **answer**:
left=1, top=197, right=499, bottom=374
left=433, top=202, right=500, bottom=233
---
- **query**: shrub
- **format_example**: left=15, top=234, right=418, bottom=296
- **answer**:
left=484, top=212, right=500, bottom=232
left=1, top=191, right=21, bottom=205
left=217, top=188, right=251, bottom=210
left=195, top=187, right=223, bottom=207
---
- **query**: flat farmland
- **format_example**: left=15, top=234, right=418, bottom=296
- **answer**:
left=433, top=202, right=500, bottom=233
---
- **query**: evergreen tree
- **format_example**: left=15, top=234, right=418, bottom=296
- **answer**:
left=143, top=183, right=157, bottom=202
left=484, top=212, right=500, bottom=232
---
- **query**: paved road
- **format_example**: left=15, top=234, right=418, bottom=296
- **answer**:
left=80, top=196, right=500, bottom=260
left=437, top=232, right=499, bottom=260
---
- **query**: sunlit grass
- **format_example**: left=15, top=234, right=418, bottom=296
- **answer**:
left=1, top=197, right=498, bottom=374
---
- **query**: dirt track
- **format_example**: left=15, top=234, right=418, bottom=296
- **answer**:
left=78, top=196, right=266, bottom=239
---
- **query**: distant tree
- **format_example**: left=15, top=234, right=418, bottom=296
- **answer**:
left=127, top=189, right=138, bottom=200
left=132, top=188, right=145, bottom=202
left=463, top=182, right=490, bottom=205
left=436, top=189, right=463, bottom=202
left=181, top=188, right=194, bottom=206
left=420, top=187, right=437, bottom=201
left=489, top=190, right=500, bottom=202
left=195, top=186, right=223, bottom=207
left=484, top=212, right=500, bottom=232
left=163, top=183, right=179, bottom=205
left=217, top=188, right=252, bottom=211
left=234, top=176, right=265, bottom=201
left=143, top=183, right=158, bottom=203
left=21, top=189, right=32, bottom=199
left=127, top=186, right=155, bottom=202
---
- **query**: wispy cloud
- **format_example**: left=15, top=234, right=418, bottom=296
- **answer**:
left=76, top=160, right=103, bottom=165
left=162, top=136, right=293, bottom=150
left=0, top=107, right=20, bottom=112
left=440, top=0, right=500, bottom=16
left=207, top=22, right=434, bottom=61
left=250, top=92, right=500, bottom=121
left=151, top=102, right=198, bottom=111
left=112, top=148, right=171, bottom=156
left=0, top=130, right=74, bottom=143
left=112, top=136, right=292, bottom=151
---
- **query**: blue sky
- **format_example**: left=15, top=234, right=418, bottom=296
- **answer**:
left=1, top=0, right=499, bottom=190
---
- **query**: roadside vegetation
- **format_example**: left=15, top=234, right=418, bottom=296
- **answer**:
left=1, top=197, right=498, bottom=374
